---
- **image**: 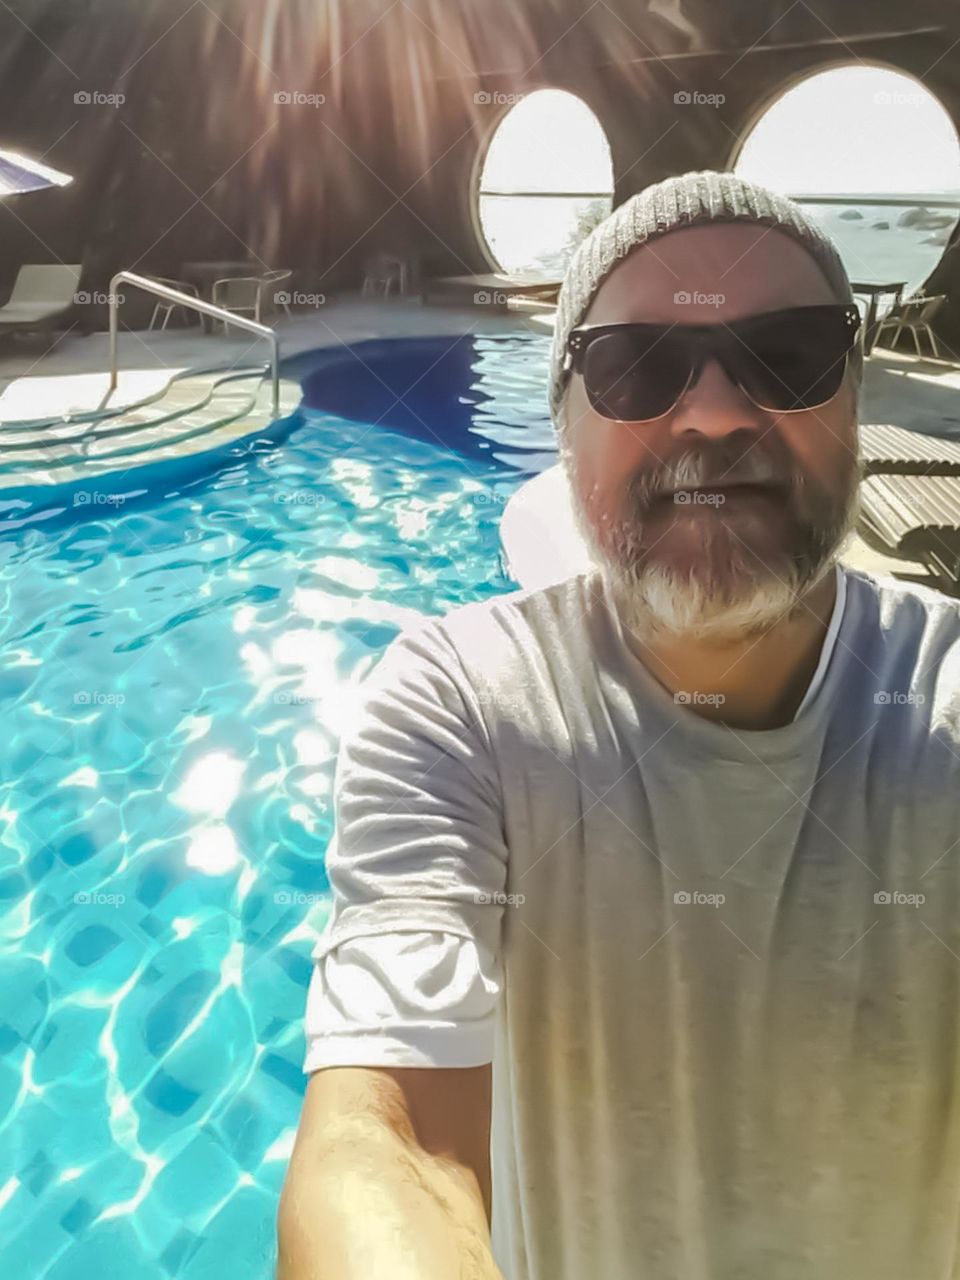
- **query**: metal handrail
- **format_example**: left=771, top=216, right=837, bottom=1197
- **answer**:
left=101, top=271, right=280, bottom=416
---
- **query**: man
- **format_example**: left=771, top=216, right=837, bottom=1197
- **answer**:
left=278, top=170, right=960, bottom=1279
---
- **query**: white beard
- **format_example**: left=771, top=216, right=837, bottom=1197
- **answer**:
left=562, top=445, right=860, bottom=646
left=603, top=553, right=837, bottom=646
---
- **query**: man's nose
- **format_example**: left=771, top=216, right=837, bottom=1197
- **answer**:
left=668, top=356, right=770, bottom=440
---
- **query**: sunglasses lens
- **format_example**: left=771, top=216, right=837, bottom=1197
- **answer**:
left=581, top=330, right=691, bottom=421
left=574, top=307, right=858, bottom=420
left=736, top=309, right=854, bottom=410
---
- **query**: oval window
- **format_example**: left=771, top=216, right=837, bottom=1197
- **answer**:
left=477, top=89, right=615, bottom=277
left=734, top=65, right=960, bottom=299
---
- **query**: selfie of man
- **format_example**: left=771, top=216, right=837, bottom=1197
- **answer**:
left=279, top=173, right=960, bottom=1280
left=4, top=4, right=960, bottom=1280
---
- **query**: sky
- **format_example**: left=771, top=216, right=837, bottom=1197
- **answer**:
left=480, top=66, right=960, bottom=197
left=480, top=89, right=614, bottom=193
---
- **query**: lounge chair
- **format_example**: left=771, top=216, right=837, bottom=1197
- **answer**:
left=856, top=422, right=960, bottom=595
left=859, top=474, right=960, bottom=594
left=859, top=421, right=960, bottom=477
left=0, top=263, right=83, bottom=333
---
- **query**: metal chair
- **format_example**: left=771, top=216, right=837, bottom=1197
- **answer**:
left=259, top=269, right=293, bottom=320
left=147, top=277, right=202, bottom=331
left=875, top=294, right=947, bottom=359
left=361, top=253, right=409, bottom=297
left=211, top=274, right=266, bottom=329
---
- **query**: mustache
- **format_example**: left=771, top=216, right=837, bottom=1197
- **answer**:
left=630, top=445, right=796, bottom=505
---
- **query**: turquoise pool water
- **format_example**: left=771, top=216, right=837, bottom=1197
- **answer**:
left=0, top=331, right=554, bottom=1278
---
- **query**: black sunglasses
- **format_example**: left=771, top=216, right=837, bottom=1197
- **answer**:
left=563, top=304, right=862, bottom=422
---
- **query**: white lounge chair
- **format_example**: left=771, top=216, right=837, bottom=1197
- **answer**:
left=0, top=263, right=82, bottom=330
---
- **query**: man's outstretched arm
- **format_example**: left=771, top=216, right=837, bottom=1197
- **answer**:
left=277, top=1063, right=505, bottom=1280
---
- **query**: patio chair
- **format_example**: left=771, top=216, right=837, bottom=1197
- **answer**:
left=362, top=253, right=410, bottom=297
left=211, top=274, right=266, bottom=329
left=146, top=276, right=202, bottom=331
left=259, top=268, right=292, bottom=320
left=0, top=263, right=83, bottom=332
left=875, top=294, right=947, bottom=359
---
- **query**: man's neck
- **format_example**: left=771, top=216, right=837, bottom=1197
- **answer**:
left=622, top=569, right=840, bottom=731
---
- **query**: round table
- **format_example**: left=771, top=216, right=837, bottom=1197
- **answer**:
left=181, top=260, right=259, bottom=301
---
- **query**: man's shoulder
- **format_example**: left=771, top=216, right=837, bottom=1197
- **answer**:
left=429, top=571, right=602, bottom=662
left=353, top=574, right=602, bottom=741
left=842, top=567, right=960, bottom=721
left=374, top=572, right=605, bottom=719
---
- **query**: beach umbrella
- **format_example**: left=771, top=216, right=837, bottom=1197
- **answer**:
left=0, top=149, right=73, bottom=197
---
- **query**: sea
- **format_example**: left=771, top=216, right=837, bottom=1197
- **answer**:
left=480, top=192, right=960, bottom=309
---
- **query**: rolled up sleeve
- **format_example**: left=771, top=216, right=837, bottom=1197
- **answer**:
left=303, top=618, right=508, bottom=1070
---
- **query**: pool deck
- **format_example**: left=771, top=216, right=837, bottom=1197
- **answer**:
left=0, top=294, right=548, bottom=492
left=0, top=291, right=958, bottom=586
left=0, top=293, right=543, bottom=418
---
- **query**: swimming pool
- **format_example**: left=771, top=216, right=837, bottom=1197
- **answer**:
left=0, top=330, right=554, bottom=1279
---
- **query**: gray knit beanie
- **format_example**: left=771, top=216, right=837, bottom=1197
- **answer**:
left=549, top=169, right=862, bottom=425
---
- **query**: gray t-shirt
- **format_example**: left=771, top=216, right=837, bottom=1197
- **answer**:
left=306, top=566, right=960, bottom=1280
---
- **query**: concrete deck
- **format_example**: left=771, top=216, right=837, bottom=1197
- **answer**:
left=0, top=293, right=540, bottom=417
left=0, top=292, right=956, bottom=587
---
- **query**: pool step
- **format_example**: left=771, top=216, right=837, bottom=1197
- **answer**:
left=0, top=361, right=256, bottom=433
left=0, top=368, right=301, bottom=491
left=0, top=372, right=245, bottom=450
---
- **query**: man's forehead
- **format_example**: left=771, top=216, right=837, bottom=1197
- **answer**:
left=583, top=222, right=837, bottom=325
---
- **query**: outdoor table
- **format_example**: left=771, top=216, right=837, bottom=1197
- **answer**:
left=850, top=280, right=907, bottom=355
left=181, top=260, right=258, bottom=301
